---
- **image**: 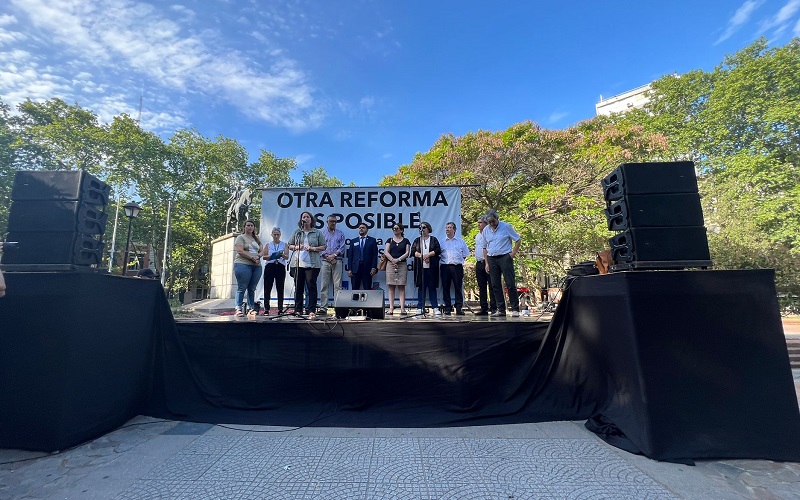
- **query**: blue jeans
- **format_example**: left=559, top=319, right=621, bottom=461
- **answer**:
left=234, top=263, right=262, bottom=310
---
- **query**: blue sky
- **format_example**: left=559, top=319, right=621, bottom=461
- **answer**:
left=1, top=1, right=799, bottom=186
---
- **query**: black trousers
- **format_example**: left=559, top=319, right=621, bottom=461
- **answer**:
left=293, top=267, right=320, bottom=314
left=488, top=253, right=519, bottom=312
left=475, top=260, right=496, bottom=312
left=440, top=264, right=464, bottom=312
left=351, top=265, right=372, bottom=290
left=263, top=263, right=286, bottom=311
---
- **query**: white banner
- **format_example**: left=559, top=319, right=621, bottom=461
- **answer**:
left=258, top=186, right=462, bottom=307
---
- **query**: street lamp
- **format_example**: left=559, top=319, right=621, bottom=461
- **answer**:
left=122, top=201, right=142, bottom=276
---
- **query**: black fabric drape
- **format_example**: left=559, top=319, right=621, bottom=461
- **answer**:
left=0, top=271, right=167, bottom=451
left=3, top=269, right=798, bottom=462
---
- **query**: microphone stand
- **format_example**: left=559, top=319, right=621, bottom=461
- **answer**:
left=404, top=228, right=430, bottom=320
left=276, top=225, right=306, bottom=319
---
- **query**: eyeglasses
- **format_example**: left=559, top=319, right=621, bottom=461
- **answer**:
left=272, top=227, right=280, bottom=231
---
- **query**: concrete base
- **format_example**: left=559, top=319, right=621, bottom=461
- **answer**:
left=182, top=298, right=235, bottom=313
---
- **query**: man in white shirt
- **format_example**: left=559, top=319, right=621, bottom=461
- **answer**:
left=474, top=216, right=496, bottom=315
left=482, top=209, right=522, bottom=317
left=439, top=221, right=471, bottom=315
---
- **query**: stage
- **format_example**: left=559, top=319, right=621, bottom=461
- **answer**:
left=1, top=269, right=799, bottom=462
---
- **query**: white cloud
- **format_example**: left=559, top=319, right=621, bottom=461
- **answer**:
left=7, top=0, right=323, bottom=131
left=295, top=153, right=314, bottom=165
left=0, top=14, right=18, bottom=26
left=548, top=111, right=568, bottom=124
left=716, top=0, right=764, bottom=44
left=795, top=16, right=800, bottom=35
left=758, top=0, right=800, bottom=36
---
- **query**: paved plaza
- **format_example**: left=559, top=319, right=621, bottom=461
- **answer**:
left=2, top=368, right=798, bottom=500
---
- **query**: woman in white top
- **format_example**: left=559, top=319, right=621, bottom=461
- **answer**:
left=261, top=226, right=288, bottom=314
left=234, top=219, right=263, bottom=317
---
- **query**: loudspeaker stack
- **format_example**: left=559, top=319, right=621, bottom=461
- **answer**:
left=601, top=161, right=712, bottom=271
left=3, top=171, right=110, bottom=269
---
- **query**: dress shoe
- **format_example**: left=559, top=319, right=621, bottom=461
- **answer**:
left=455, top=309, right=465, bottom=316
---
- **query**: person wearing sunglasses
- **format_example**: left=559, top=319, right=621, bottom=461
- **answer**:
left=384, top=223, right=411, bottom=315
left=411, top=222, right=441, bottom=315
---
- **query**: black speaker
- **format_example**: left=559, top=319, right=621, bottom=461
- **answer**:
left=609, top=227, right=712, bottom=269
left=334, top=290, right=385, bottom=319
left=8, top=201, right=108, bottom=235
left=11, top=170, right=110, bottom=205
left=602, top=161, right=698, bottom=202
left=604, top=193, right=704, bottom=231
left=3, top=232, right=105, bottom=266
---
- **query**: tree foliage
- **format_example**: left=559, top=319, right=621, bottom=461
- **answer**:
left=382, top=119, right=669, bottom=278
left=626, top=37, right=800, bottom=294
left=0, top=97, right=322, bottom=298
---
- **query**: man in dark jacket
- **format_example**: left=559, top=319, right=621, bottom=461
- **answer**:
left=347, top=222, right=379, bottom=290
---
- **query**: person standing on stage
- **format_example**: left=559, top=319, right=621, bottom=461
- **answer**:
left=319, top=214, right=345, bottom=314
left=482, top=209, right=522, bottom=317
left=233, top=219, right=263, bottom=317
left=474, top=215, right=496, bottom=315
left=261, top=226, right=287, bottom=315
left=287, top=211, right=326, bottom=318
left=411, top=221, right=441, bottom=315
left=439, top=221, right=470, bottom=315
left=347, top=222, right=379, bottom=290
left=384, top=223, right=411, bottom=315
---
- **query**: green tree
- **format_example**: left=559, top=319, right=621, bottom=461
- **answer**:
left=625, top=37, right=800, bottom=295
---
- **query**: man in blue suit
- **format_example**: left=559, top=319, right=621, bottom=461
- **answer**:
left=347, top=222, right=379, bottom=290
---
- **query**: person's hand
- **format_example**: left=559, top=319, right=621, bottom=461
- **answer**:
left=347, top=270, right=353, bottom=277
left=370, top=268, right=377, bottom=276
left=0, top=270, right=6, bottom=298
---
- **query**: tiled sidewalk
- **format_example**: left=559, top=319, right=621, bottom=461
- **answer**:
left=3, top=406, right=800, bottom=499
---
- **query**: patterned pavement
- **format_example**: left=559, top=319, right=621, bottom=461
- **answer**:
left=3, top=404, right=800, bottom=499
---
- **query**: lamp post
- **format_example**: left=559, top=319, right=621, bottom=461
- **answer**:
left=122, top=201, right=142, bottom=276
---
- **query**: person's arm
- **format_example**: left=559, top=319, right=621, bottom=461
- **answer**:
left=0, top=268, right=6, bottom=298
left=335, top=231, right=346, bottom=260
left=235, top=237, right=259, bottom=264
left=511, top=237, right=521, bottom=259
left=400, top=242, right=410, bottom=261
left=369, top=238, right=379, bottom=275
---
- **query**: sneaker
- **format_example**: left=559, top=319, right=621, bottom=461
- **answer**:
left=235, top=308, right=244, bottom=317
left=474, top=310, right=489, bottom=316
left=416, top=308, right=424, bottom=315
left=308, top=312, right=316, bottom=319
left=511, top=310, right=520, bottom=317
left=433, top=309, right=442, bottom=316
left=492, top=311, right=506, bottom=317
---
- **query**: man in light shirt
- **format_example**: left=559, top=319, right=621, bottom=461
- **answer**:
left=482, top=209, right=522, bottom=317
left=319, top=215, right=345, bottom=313
left=439, top=221, right=471, bottom=315
left=473, top=215, right=496, bottom=315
